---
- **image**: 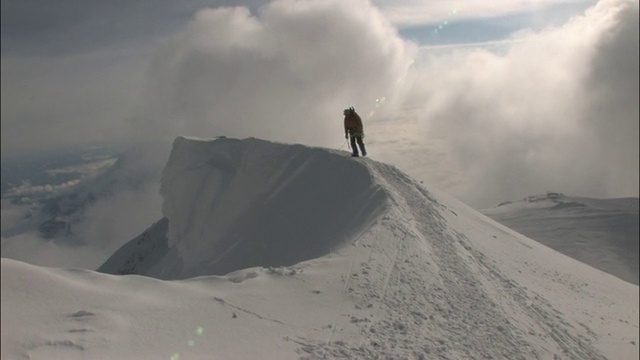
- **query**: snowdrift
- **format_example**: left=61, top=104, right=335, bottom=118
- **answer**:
left=3, top=137, right=639, bottom=360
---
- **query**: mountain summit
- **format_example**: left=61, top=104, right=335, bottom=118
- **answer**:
left=99, top=137, right=388, bottom=279
left=3, top=137, right=637, bottom=359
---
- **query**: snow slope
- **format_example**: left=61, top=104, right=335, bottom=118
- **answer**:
left=2, top=137, right=639, bottom=360
left=482, top=193, right=639, bottom=285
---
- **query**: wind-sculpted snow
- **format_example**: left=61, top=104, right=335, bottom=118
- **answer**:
left=5, top=138, right=637, bottom=359
left=101, top=137, right=388, bottom=279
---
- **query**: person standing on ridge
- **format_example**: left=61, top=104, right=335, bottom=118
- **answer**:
left=343, top=107, right=366, bottom=157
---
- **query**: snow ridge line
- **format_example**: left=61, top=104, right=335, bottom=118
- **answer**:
left=352, top=164, right=407, bottom=350
left=385, top=165, right=608, bottom=359
left=372, top=163, right=539, bottom=358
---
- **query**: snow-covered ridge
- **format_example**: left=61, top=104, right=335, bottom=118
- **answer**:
left=483, top=192, right=639, bottom=284
left=100, top=137, right=388, bottom=279
left=9, top=137, right=635, bottom=359
left=492, top=191, right=639, bottom=213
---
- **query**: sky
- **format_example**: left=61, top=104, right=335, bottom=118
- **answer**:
left=1, top=0, right=638, bottom=208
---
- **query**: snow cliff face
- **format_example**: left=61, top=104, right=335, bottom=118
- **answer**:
left=101, top=137, right=388, bottom=279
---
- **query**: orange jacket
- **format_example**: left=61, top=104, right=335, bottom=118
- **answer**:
left=344, top=112, right=363, bottom=136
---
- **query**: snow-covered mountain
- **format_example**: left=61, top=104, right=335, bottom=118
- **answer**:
left=3, top=137, right=637, bottom=359
left=482, top=193, right=639, bottom=285
left=99, top=137, right=388, bottom=279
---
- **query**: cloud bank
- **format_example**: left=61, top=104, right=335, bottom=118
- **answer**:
left=129, top=0, right=638, bottom=207
left=1, top=176, right=163, bottom=270
left=401, top=0, right=638, bottom=207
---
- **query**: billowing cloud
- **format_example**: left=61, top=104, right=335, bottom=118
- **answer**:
left=396, top=0, right=639, bottom=207
left=583, top=0, right=639, bottom=197
left=130, top=0, right=415, bottom=147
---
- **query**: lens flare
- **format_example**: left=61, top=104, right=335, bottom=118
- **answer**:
left=170, top=326, right=205, bottom=359
left=368, top=97, right=388, bottom=117
left=433, top=7, right=460, bottom=35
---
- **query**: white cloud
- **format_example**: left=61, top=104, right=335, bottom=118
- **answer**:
left=0, top=179, right=163, bottom=269
left=1, top=232, right=106, bottom=269
left=3, top=180, right=81, bottom=198
left=397, top=0, right=639, bottom=207
left=130, top=0, right=416, bottom=148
